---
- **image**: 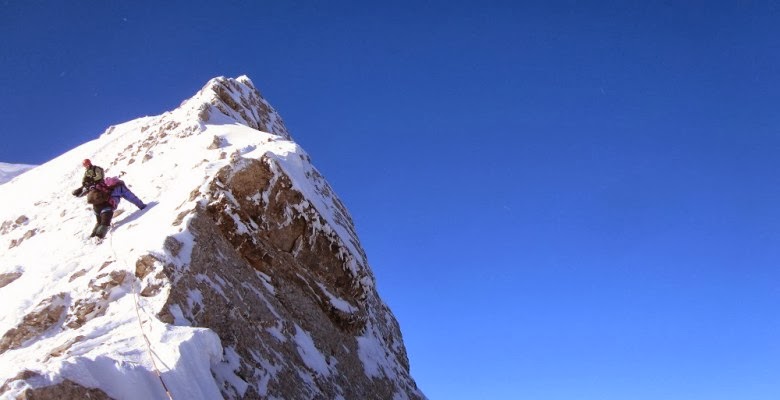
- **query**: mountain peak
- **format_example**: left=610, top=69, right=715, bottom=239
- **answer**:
left=0, top=77, right=424, bottom=399
left=183, top=75, right=291, bottom=139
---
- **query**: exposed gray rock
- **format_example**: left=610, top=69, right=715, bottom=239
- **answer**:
left=156, top=157, right=423, bottom=399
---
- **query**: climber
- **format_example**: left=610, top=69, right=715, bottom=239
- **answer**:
left=103, top=176, right=147, bottom=211
left=87, top=189, right=114, bottom=239
left=72, top=159, right=147, bottom=238
left=72, top=159, right=146, bottom=208
left=83, top=177, right=147, bottom=239
left=71, top=159, right=104, bottom=197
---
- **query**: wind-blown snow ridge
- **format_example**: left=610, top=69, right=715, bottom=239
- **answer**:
left=0, top=76, right=423, bottom=399
left=0, top=162, right=36, bottom=185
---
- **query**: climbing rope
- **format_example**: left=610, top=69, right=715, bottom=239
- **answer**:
left=108, top=224, right=174, bottom=400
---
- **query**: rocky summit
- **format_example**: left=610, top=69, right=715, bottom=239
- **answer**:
left=0, top=76, right=425, bottom=400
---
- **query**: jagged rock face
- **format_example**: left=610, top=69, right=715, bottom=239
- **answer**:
left=196, top=76, right=291, bottom=140
left=0, top=76, right=423, bottom=399
left=148, top=156, right=422, bottom=399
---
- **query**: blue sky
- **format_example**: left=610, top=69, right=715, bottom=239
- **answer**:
left=2, top=1, right=779, bottom=399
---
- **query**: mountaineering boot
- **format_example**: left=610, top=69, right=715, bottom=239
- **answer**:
left=93, top=225, right=110, bottom=239
left=90, top=222, right=101, bottom=238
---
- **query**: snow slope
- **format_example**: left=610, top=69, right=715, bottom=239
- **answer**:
left=0, top=162, right=36, bottom=185
left=0, top=76, right=423, bottom=399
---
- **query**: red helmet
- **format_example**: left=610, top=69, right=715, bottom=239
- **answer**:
left=82, top=159, right=92, bottom=167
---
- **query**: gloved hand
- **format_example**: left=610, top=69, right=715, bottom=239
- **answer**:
left=72, top=187, right=84, bottom=197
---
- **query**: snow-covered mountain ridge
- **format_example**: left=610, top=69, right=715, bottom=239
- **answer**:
left=0, top=76, right=424, bottom=399
left=0, top=163, right=36, bottom=185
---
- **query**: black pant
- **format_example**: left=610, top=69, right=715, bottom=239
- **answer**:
left=93, top=204, right=113, bottom=226
left=91, top=204, right=113, bottom=238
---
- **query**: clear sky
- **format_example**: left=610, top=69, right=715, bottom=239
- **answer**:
left=2, top=1, right=779, bottom=399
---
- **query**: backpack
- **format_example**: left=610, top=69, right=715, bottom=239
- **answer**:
left=86, top=189, right=110, bottom=205
left=103, top=176, right=123, bottom=188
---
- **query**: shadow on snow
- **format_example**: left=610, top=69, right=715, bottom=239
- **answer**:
left=113, top=201, right=158, bottom=230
